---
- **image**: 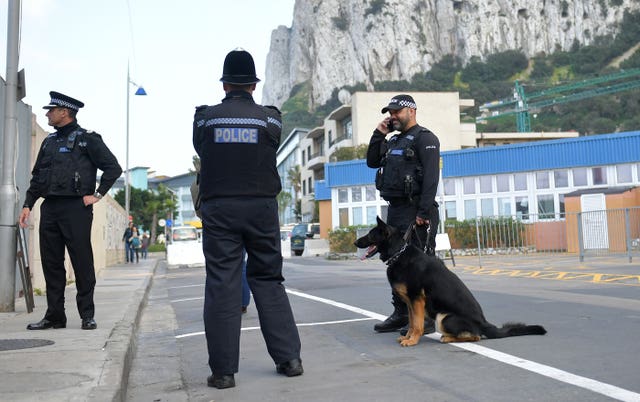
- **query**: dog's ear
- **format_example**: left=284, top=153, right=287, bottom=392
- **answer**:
left=376, top=216, right=386, bottom=228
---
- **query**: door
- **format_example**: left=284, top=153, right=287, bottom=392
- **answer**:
left=580, top=193, right=609, bottom=250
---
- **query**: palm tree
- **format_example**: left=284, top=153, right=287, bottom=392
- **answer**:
left=287, top=165, right=302, bottom=221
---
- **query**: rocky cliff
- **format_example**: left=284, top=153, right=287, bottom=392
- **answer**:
left=262, top=0, right=640, bottom=108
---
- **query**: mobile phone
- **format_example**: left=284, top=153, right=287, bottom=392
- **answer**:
left=386, top=119, right=394, bottom=131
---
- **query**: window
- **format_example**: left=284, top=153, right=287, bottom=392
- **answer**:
left=498, top=197, right=511, bottom=216
left=536, top=172, right=549, bottom=189
left=443, top=178, right=455, bottom=195
left=445, top=201, right=457, bottom=220
left=343, top=118, right=353, bottom=139
left=464, top=200, right=477, bottom=219
left=559, top=194, right=565, bottom=214
left=573, top=168, right=587, bottom=186
left=616, top=164, right=633, bottom=183
left=514, top=173, right=527, bottom=191
left=339, top=208, right=349, bottom=227
left=353, top=207, right=363, bottom=225
left=592, top=167, right=607, bottom=185
left=338, top=188, right=348, bottom=203
left=366, top=186, right=377, bottom=201
left=380, top=205, right=388, bottom=222
left=479, top=176, right=492, bottom=193
left=515, top=196, right=529, bottom=219
left=302, top=181, right=306, bottom=196
left=554, top=170, right=568, bottom=188
left=351, top=187, right=362, bottom=202
left=308, top=177, right=313, bottom=194
left=481, top=198, right=494, bottom=217
left=366, top=206, right=377, bottom=224
left=497, top=174, right=510, bottom=192
left=463, top=177, right=476, bottom=194
left=537, top=194, right=555, bottom=219
left=301, top=150, right=306, bottom=166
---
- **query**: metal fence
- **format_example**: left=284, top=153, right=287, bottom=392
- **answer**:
left=443, top=207, right=640, bottom=263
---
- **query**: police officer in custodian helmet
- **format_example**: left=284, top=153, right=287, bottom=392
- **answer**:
left=193, top=49, right=303, bottom=389
left=19, top=92, right=122, bottom=331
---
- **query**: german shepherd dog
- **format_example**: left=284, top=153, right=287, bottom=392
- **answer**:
left=355, top=217, right=546, bottom=347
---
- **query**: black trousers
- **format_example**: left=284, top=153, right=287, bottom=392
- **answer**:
left=39, top=197, right=95, bottom=322
left=201, top=197, right=301, bottom=375
left=386, top=199, right=440, bottom=312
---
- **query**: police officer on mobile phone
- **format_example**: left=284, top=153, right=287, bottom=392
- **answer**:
left=366, top=94, right=441, bottom=335
left=19, top=91, right=122, bottom=331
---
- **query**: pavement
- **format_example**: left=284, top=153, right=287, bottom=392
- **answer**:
left=0, top=254, right=160, bottom=402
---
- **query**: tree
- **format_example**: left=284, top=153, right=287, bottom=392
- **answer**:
left=277, top=191, right=293, bottom=222
left=287, top=165, right=302, bottom=221
left=113, top=185, right=177, bottom=244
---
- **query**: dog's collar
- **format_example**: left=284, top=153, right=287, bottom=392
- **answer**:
left=385, top=243, right=408, bottom=266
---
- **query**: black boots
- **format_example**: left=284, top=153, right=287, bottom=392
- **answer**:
left=375, top=295, right=436, bottom=334
left=374, top=297, right=408, bottom=332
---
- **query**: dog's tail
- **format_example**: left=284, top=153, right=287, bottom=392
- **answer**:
left=482, top=322, right=547, bottom=339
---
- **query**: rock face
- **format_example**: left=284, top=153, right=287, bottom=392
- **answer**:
left=262, top=0, right=640, bottom=108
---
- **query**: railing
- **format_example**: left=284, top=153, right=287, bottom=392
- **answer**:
left=444, top=207, right=640, bottom=263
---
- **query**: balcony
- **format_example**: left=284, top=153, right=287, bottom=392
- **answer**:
left=307, top=150, right=326, bottom=170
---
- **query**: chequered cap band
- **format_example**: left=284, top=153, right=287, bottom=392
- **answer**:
left=389, top=99, right=416, bottom=109
left=50, top=98, right=80, bottom=110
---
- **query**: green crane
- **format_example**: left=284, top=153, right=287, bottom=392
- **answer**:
left=476, top=68, right=640, bottom=132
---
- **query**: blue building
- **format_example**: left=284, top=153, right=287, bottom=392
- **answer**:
left=320, top=131, right=640, bottom=229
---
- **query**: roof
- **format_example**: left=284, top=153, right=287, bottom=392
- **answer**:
left=443, top=130, right=640, bottom=177
left=564, top=186, right=636, bottom=197
left=323, top=131, right=640, bottom=188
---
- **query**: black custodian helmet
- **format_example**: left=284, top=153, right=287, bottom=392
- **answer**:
left=220, top=48, right=260, bottom=85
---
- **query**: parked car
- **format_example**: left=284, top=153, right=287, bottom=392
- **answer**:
left=306, top=223, right=320, bottom=238
left=290, top=223, right=307, bottom=256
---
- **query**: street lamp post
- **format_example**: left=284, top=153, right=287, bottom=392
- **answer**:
left=125, top=62, right=146, bottom=220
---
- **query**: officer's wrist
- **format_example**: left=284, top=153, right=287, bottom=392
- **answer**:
left=93, top=191, right=103, bottom=200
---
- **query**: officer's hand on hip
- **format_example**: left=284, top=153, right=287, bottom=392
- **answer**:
left=416, top=216, right=429, bottom=226
left=19, top=207, right=30, bottom=228
left=83, top=194, right=100, bottom=206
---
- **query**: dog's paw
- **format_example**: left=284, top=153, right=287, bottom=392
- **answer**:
left=399, top=338, right=419, bottom=347
left=396, top=335, right=409, bottom=343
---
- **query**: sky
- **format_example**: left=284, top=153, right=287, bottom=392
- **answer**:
left=0, top=0, right=296, bottom=177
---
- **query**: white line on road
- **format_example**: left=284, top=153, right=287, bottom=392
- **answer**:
left=286, top=288, right=640, bottom=402
left=170, top=288, right=640, bottom=401
left=175, top=317, right=375, bottom=339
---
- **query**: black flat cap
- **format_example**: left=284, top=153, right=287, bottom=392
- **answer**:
left=43, top=91, right=84, bottom=110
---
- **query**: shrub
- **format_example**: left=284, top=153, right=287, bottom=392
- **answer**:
left=328, top=225, right=371, bottom=253
left=148, top=243, right=166, bottom=252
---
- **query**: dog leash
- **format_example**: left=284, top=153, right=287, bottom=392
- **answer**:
left=404, top=223, right=433, bottom=255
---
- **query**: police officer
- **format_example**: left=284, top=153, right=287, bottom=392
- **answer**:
left=19, top=92, right=122, bottom=331
left=366, top=94, right=441, bottom=335
left=193, top=49, right=302, bottom=389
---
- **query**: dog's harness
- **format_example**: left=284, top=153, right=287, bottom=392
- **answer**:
left=385, top=223, right=431, bottom=266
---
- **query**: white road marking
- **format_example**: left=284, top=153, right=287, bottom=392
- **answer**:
left=167, top=284, right=203, bottom=289
left=172, top=288, right=640, bottom=402
left=286, top=288, right=640, bottom=402
left=175, top=317, right=374, bottom=339
left=171, top=296, right=203, bottom=303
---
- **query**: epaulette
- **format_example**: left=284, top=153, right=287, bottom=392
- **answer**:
left=195, top=105, right=208, bottom=111
left=264, top=105, right=281, bottom=115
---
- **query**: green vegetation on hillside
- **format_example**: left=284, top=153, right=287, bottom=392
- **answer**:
left=279, top=10, right=640, bottom=138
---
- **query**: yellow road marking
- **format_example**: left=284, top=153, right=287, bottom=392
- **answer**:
left=451, top=266, right=640, bottom=286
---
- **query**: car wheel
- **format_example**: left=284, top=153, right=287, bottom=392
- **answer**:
left=294, top=250, right=303, bottom=256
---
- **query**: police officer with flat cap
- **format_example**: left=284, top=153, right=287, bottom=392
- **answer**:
left=193, top=49, right=303, bottom=389
left=366, top=94, right=441, bottom=336
left=19, top=91, right=122, bottom=331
